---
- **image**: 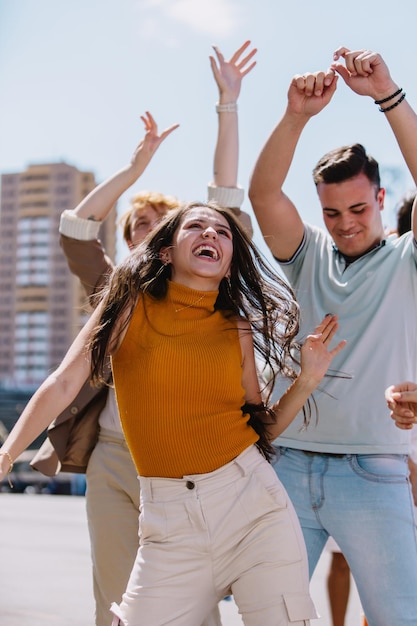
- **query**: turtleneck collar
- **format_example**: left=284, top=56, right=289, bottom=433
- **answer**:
left=167, top=280, right=218, bottom=316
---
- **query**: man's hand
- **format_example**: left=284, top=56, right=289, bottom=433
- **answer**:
left=287, top=68, right=338, bottom=118
left=331, top=47, right=398, bottom=102
left=385, top=381, right=417, bottom=430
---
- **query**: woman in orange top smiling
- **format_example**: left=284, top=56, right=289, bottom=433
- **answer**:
left=0, top=202, right=345, bottom=625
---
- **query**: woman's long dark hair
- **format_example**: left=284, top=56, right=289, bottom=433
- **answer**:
left=88, top=202, right=301, bottom=460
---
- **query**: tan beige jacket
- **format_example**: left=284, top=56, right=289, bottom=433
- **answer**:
left=31, top=233, right=113, bottom=475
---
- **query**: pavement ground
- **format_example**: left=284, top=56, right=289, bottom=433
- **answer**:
left=0, top=494, right=363, bottom=625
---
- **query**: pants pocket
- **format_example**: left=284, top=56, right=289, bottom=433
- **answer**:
left=283, top=592, right=318, bottom=623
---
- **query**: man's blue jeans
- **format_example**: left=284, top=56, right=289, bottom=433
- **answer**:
left=273, top=447, right=417, bottom=626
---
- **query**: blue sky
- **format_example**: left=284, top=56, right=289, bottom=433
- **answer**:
left=1, top=0, right=416, bottom=261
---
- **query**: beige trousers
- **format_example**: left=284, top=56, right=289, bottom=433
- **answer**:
left=111, top=445, right=317, bottom=626
left=86, top=429, right=221, bottom=626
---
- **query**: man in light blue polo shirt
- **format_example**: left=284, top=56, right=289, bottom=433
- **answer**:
left=250, top=46, right=417, bottom=625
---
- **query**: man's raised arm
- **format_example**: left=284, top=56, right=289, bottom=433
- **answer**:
left=332, top=46, right=417, bottom=242
left=249, top=68, right=337, bottom=260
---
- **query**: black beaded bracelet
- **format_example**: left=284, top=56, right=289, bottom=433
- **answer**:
left=379, top=92, right=406, bottom=113
left=374, top=87, right=402, bottom=105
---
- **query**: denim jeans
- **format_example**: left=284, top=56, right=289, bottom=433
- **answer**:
left=273, top=446, right=417, bottom=626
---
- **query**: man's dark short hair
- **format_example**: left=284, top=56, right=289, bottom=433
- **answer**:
left=313, top=143, right=381, bottom=190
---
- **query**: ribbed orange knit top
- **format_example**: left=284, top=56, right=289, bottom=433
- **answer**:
left=111, top=280, right=258, bottom=477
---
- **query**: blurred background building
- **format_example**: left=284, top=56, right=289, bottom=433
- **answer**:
left=0, top=162, right=116, bottom=443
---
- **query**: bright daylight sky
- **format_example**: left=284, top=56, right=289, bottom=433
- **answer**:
left=1, top=0, right=416, bottom=262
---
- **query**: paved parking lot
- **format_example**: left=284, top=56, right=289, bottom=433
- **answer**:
left=0, top=493, right=362, bottom=625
